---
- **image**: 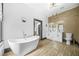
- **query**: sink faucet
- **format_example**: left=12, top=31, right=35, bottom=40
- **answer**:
left=23, top=31, right=27, bottom=38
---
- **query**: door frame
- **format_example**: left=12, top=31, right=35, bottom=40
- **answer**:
left=34, top=18, right=43, bottom=39
left=0, top=3, right=3, bottom=42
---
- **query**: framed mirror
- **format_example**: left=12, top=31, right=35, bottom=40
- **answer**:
left=34, top=19, right=43, bottom=40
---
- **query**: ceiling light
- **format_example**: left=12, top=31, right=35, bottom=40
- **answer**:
left=49, top=3, right=62, bottom=8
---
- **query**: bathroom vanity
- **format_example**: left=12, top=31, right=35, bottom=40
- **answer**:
left=48, top=23, right=64, bottom=42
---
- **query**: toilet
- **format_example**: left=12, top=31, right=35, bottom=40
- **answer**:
left=65, top=33, right=72, bottom=45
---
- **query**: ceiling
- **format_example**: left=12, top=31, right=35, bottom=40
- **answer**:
left=25, top=3, right=79, bottom=17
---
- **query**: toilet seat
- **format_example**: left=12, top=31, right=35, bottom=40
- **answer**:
left=65, top=38, right=72, bottom=40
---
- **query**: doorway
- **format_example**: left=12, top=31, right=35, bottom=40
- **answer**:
left=34, top=19, right=42, bottom=39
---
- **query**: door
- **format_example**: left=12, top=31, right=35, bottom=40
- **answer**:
left=34, top=19, right=42, bottom=39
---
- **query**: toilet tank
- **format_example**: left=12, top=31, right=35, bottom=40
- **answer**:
left=66, top=33, right=72, bottom=38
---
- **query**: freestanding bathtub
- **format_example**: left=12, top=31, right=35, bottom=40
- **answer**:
left=8, top=36, right=40, bottom=56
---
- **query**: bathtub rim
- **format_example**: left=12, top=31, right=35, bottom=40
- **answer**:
left=7, top=36, right=40, bottom=43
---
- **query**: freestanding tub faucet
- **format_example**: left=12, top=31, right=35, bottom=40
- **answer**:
left=23, top=31, right=27, bottom=38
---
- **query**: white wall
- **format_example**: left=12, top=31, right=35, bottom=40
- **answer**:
left=3, top=3, right=48, bottom=48
left=0, top=3, right=2, bottom=42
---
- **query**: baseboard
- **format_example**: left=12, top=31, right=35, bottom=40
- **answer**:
left=41, top=37, right=47, bottom=40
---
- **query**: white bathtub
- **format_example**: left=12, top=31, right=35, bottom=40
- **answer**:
left=0, top=41, right=4, bottom=56
left=8, top=36, right=40, bottom=56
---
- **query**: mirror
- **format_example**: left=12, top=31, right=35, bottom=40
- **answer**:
left=34, top=19, right=42, bottom=39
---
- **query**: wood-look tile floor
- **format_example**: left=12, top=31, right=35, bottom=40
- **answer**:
left=4, top=39, right=79, bottom=56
